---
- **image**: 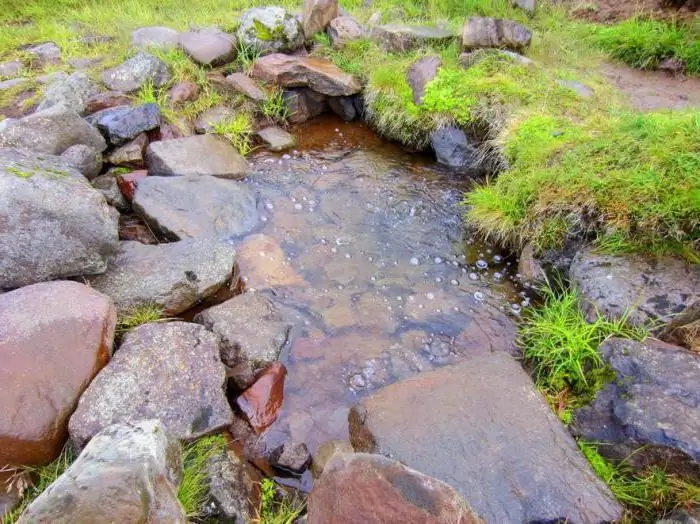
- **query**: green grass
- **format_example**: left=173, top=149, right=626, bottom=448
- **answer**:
left=260, top=87, right=290, bottom=123
left=257, top=478, right=305, bottom=524
left=213, top=112, right=255, bottom=155
left=178, top=434, right=227, bottom=521
left=116, top=304, right=165, bottom=334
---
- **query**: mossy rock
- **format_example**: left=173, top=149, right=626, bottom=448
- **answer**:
left=237, top=7, right=304, bottom=55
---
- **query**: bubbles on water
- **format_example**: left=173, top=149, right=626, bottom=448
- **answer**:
left=450, top=279, right=459, bottom=286
left=331, top=247, right=337, bottom=253
left=345, top=253, right=351, bottom=259
left=469, top=272, right=479, bottom=281
left=294, top=203, right=303, bottom=210
left=409, top=257, right=420, bottom=266
left=426, top=293, right=435, bottom=300
left=511, top=303, right=522, bottom=314
left=349, top=374, right=366, bottom=389
left=265, top=202, right=274, bottom=210
left=473, top=291, right=485, bottom=302
left=435, top=277, right=443, bottom=283
left=476, top=259, right=488, bottom=270
left=493, top=254, right=503, bottom=263
left=434, top=257, right=443, bottom=264
left=493, top=272, right=503, bottom=281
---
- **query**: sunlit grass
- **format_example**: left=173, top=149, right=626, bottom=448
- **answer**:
left=212, top=112, right=254, bottom=155
left=257, top=478, right=305, bottom=524
left=178, top=434, right=227, bottom=520
left=116, top=303, right=165, bottom=334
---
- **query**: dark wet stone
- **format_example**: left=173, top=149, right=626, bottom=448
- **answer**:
left=283, top=88, right=328, bottom=123
left=349, top=353, right=623, bottom=523
left=430, top=126, right=481, bottom=169
left=180, top=29, right=236, bottom=66
left=256, top=126, right=297, bottom=151
left=101, top=52, right=171, bottom=93
left=92, top=173, right=130, bottom=212
left=236, top=362, right=287, bottom=433
left=107, top=133, right=148, bottom=167
left=371, top=24, right=455, bottom=53
left=270, top=440, right=311, bottom=473
left=194, top=105, right=235, bottom=134
left=68, top=322, right=233, bottom=448
left=146, top=135, right=249, bottom=178
left=237, top=7, right=304, bottom=55
left=407, top=55, right=441, bottom=105
left=85, top=91, right=131, bottom=115
left=225, top=72, right=267, bottom=102
left=203, top=450, right=256, bottom=523
left=60, top=144, right=103, bottom=179
left=461, top=17, right=532, bottom=52
left=302, top=0, right=339, bottom=39
left=131, top=26, right=180, bottom=49
left=327, top=96, right=357, bottom=121
left=327, top=16, right=365, bottom=48
left=0, top=281, right=115, bottom=466
left=88, top=103, right=161, bottom=146
left=36, top=72, right=100, bottom=115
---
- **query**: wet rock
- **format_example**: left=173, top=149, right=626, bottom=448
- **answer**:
left=0, top=281, right=115, bottom=466
left=168, top=80, right=198, bottom=106
left=69, top=322, right=233, bottom=448
left=115, top=169, right=148, bottom=201
left=459, top=49, right=535, bottom=68
left=0, top=107, right=107, bottom=155
left=36, top=72, right=100, bottom=115
left=84, top=91, right=131, bottom=115
left=107, top=133, right=148, bottom=167
left=514, top=0, right=536, bottom=14
left=131, top=26, right=180, bottom=49
left=194, top=105, right=235, bottom=134
left=311, top=440, right=354, bottom=478
left=349, top=353, right=623, bottom=523
left=308, top=453, right=481, bottom=524
left=204, top=450, right=256, bottom=523
left=225, top=72, right=267, bottom=102
left=253, top=54, right=361, bottom=97
left=179, top=28, right=236, bottom=66
left=518, top=242, right=544, bottom=285
left=101, top=52, right=171, bottom=93
left=236, top=362, right=287, bottom=433
left=0, top=148, right=118, bottom=288
left=557, top=79, right=593, bottom=98
left=430, top=126, right=482, bottom=169
left=18, top=420, right=186, bottom=523
left=270, top=441, right=311, bottom=473
left=327, top=16, right=365, bottom=48
left=461, top=17, right=533, bottom=52
left=92, top=173, right=129, bottom=212
left=371, top=24, right=455, bottom=53
left=283, top=88, right=328, bottom=123
left=302, top=0, right=338, bottom=39
left=572, top=338, right=700, bottom=464
left=25, top=42, right=61, bottom=66
left=237, top=234, right=305, bottom=289
left=327, top=96, right=356, bottom=121
left=88, top=103, right=161, bottom=145
left=88, top=238, right=236, bottom=315
left=407, top=55, right=441, bottom=105
left=133, top=174, right=259, bottom=239
left=569, top=247, right=700, bottom=326
left=256, top=126, right=297, bottom=151
left=146, top=134, right=249, bottom=178
left=237, top=7, right=304, bottom=55
left=60, top=144, right=103, bottom=179
left=0, top=60, right=23, bottom=78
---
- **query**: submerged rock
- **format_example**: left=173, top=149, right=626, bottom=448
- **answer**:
left=36, top=72, right=100, bottom=115
left=311, top=440, right=354, bottom=478
left=88, top=103, right=161, bottom=146
left=237, top=7, right=304, bottom=55
left=371, top=24, right=455, bottom=53
left=131, top=26, right=180, bottom=50
left=327, top=16, right=365, bottom=48
left=236, top=362, right=287, bottom=433
left=179, top=29, right=236, bottom=66
left=0, top=281, right=115, bottom=467
left=101, top=52, right=171, bottom=93
left=18, top=420, right=186, bottom=523
left=236, top=234, right=305, bottom=289
left=302, top=0, right=339, bottom=39
left=270, top=440, right=311, bottom=473
left=461, top=17, right=533, bottom=52
left=407, top=55, right=442, bottom=105
left=69, top=322, right=233, bottom=448
left=328, top=96, right=357, bottom=121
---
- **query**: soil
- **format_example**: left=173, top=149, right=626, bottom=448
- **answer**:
left=567, top=0, right=699, bottom=23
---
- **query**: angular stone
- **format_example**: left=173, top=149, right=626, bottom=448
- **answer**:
left=36, top=72, right=100, bottom=115
left=461, top=17, right=533, bottom=52
left=371, top=24, right=455, bottom=53
left=302, top=0, right=338, bottom=39
left=283, top=88, right=328, bottom=123
left=327, top=16, right=365, bottom=48
left=194, top=105, right=235, bottom=134
left=225, top=72, right=267, bottom=102
left=168, top=81, right=198, bottom=106
left=430, top=126, right=481, bottom=169
left=0, top=281, right=115, bottom=466
left=133, top=175, right=259, bottom=240
left=132, top=26, right=180, bottom=49
left=0, top=149, right=118, bottom=289
left=270, top=440, right=311, bottom=473
left=407, top=55, right=441, bottom=105
left=513, top=0, right=536, bottom=14
left=19, top=420, right=186, bottom=523
left=180, top=29, right=236, bottom=66
left=256, top=126, right=297, bottom=151
left=68, top=322, right=233, bottom=448
left=24, top=42, right=61, bottom=66
left=88, top=103, right=161, bottom=145
left=236, top=362, right=287, bottom=433
left=311, top=440, right=354, bottom=478
left=237, top=234, right=305, bottom=289
left=518, top=242, right=544, bottom=285
left=107, top=133, right=148, bottom=167
left=308, top=453, right=481, bottom=524
left=0, top=108, right=107, bottom=155
left=85, top=91, right=131, bottom=115
left=92, top=174, right=129, bottom=212
left=145, top=134, right=249, bottom=178
left=68, top=56, right=104, bottom=70
left=327, top=96, right=357, bottom=121
left=237, top=7, right=304, bottom=55
left=101, top=52, right=172, bottom=93
left=60, top=144, right=103, bottom=179
left=35, top=72, right=68, bottom=86
left=569, top=247, right=700, bottom=326
left=253, top=54, right=361, bottom=97
left=204, top=450, right=256, bottom=523
left=349, top=354, right=623, bottom=523
left=0, top=60, right=23, bottom=79
left=88, top=238, right=235, bottom=315
left=116, top=169, right=148, bottom=200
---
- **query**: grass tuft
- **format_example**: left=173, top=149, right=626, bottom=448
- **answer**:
left=178, top=434, right=227, bottom=521
left=260, top=87, right=290, bottom=123
left=257, top=478, right=305, bottom=524
left=213, top=112, right=254, bottom=155
left=116, top=304, right=165, bottom=334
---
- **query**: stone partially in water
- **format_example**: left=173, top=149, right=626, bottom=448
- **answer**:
left=236, top=362, right=288, bottom=433
left=256, top=126, right=297, bottom=151
left=69, top=322, right=233, bottom=448
left=237, top=7, right=304, bottom=55
left=0, top=281, right=115, bottom=466
left=236, top=234, right=305, bottom=289
left=430, top=126, right=482, bottom=170
left=311, top=440, right=354, bottom=478
left=283, top=88, right=328, bottom=123
left=269, top=440, right=311, bottom=473
left=146, top=135, right=249, bottom=178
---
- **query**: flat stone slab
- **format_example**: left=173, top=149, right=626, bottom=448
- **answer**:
left=179, top=29, right=236, bottom=66
left=225, top=72, right=267, bottom=102
left=349, top=353, right=623, bottom=523
left=256, top=126, right=297, bottom=151
left=371, top=24, right=455, bottom=53
left=132, top=26, right=180, bottom=49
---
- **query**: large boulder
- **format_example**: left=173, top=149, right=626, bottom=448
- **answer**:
left=36, top=72, right=100, bottom=115
left=145, top=135, right=249, bottom=178
left=302, top=0, right=338, bottom=39
left=131, top=26, right=180, bottom=49
left=349, top=353, right=623, bottom=523
left=371, top=24, right=455, bottom=53
left=133, top=175, right=259, bottom=240
left=252, top=54, right=361, bottom=97
left=237, top=7, right=304, bottom=55
left=18, top=420, right=186, bottom=523
left=88, top=239, right=236, bottom=315
left=327, top=16, right=365, bottom=48
left=407, top=55, right=441, bottom=105
left=569, top=247, right=700, bottom=327
left=308, top=453, right=481, bottom=524
left=0, top=148, right=118, bottom=289
left=461, top=17, right=533, bottom=52
left=101, top=52, right=172, bottom=93
left=430, top=126, right=483, bottom=170
left=179, top=29, right=236, bottom=66
left=88, top=104, right=161, bottom=145
left=0, top=281, right=116, bottom=466
left=68, top=322, right=233, bottom=448
left=0, top=108, right=107, bottom=155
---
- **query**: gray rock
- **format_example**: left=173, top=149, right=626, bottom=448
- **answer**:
left=68, top=322, right=233, bottom=448
left=0, top=148, right=118, bottom=289
left=371, top=24, right=455, bottom=53
left=0, top=107, right=107, bottom=155
left=327, top=96, right=357, bottom=121
left=204, top=450, right=256, bottom=523
left=513, top=0, right=536, bottom=13
left=24, top=42, right=61, bottom=66
left=106, top=133, right=148, bottom=167
left=180, top=29, right=236, bottom=66
left=88, top=238, right=236, bottom=315
left=146, top=135, right=249, bottom=178
left=35, top=71, right=68, bottom=85
left=270, top=441, right=311, bottom=473
left=407, top=55, right=441, bottom=105
left=92, top=173, right=129, bottom=212
left=19, top=420, right=186, bottom=523
left=68, top=56, right=104, bottom=70
left=88, top=103, right=161, bottom=145
left=518, top=242, right=544, bottom=285
left=0, top=60, right=23, bottom=78
left=283, top=88, right=328, bottom=123
left=60, top=144, right=103, bottom=179
left=194, top=106, right=235, bottom=134
left=225, top=72, right=267, bottom=102
left=573, top=338, right=700, bottom=463
left=461, top=17, right=533, bottom=52
left=569, top=247, right=700, bottom=326
left=256, top=126, right=297, bottom=151
left=327, top=16, right=365, bottom=48
left=557, top=79, right=593, bottom=98
left=36, top=72, right=100, bottom=115
left=133, top=175, right=259, bottom=240
left=349, top=353, right=623, bottom=523
left=430, top=126, right=482, bottom=169
left=302, top=0, right=339, bottom=39
left=237, top=7, right=304, bottom=55
left=459, top=48, right=535, bottom=69
left=0, top=78, right=29, bottom=91
left=132, top=26, right=180, bottom=49
left=101, top=52, right=171, bottom=93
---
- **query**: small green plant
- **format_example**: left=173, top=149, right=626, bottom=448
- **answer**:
left=260, top=87, right=290, bottom=123
left=213, top=112, right=254, bottom=156
left=235, top=41, right=262, bottom=75
left=257, top=478, right=305, bottom=524
left=116, top=304, right=165, bottom=334
left=178, top=435, right=227, bottom=520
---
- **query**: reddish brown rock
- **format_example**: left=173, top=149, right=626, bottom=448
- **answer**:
left=302, top=0, right=338, bottom=39
left=84, top=91, right=131, bottom=115
left=116, top=169, right=148, bottom=201
left=308, top=453, right=481, bottom=524
left=236, top=363, right=287, bottom=433
left=237, top=234, right=305, bottom=290
left=225, top=72, right=267, bottom=102
left=168, top=81, right=198, bottom=106
left=0, top=281, right=116, bottom=467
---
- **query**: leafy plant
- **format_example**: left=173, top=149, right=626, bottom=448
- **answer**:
left=257, top=478, right=305, bottom=524
left=260, top=87, right=290, bottom=123
left=178, top=435, right=227, bottom=520
left=116, top=304, right=165, bottom=334
left=213, top=112, right=254, bottom=156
